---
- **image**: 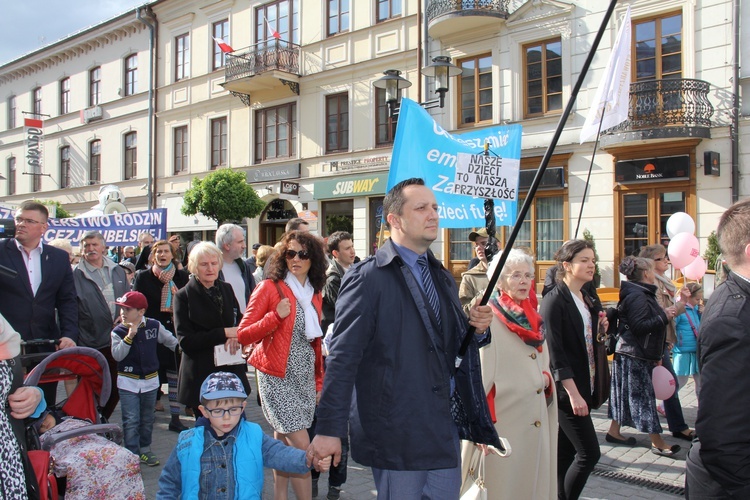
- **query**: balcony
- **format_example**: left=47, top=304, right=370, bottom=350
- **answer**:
left=426, top=0, right=510, bottom=39
left=221, top=40, right=301, bottom=104
left=600, top=79, right=714, bottom=148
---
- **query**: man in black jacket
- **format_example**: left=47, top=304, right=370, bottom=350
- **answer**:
left=687, top=199, right=750, bottom=498
left=321, top=231, right=356, bottom=333
left=216, top=224, right=256, bottom=315
left=309, top=178, right=498, bottom=499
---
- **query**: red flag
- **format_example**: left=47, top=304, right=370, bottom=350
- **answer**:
left=212, top=37, right=234, bottom=53
left=265, top=17, right=282, bottom=40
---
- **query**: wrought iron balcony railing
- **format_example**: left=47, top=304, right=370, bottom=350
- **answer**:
left=224, top=39, right=300, bottom=83
left=426, top=0, right=511, bottom=24
left=603, top=78, right=713, bottom=134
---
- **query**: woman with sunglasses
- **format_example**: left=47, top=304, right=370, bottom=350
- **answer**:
left=238, top=230, right=328, bottom=500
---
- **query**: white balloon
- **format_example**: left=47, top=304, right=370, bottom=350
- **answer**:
left=666, top=212, right=695, bottom=239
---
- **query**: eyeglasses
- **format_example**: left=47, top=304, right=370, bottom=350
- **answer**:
left=285, top=250, right=310, bottom=260
left=14, top=217, right=43, bottom=226
left=204, top=406, right=244, bottom=418
left=505, top=272, right=534, bottom=282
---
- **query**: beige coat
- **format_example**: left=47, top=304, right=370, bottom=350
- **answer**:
left=459, top=261, right=488, bottom=316
left=461, top=315, right=558, bottom=500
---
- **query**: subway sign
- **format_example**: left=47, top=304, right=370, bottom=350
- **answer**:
left=314, top=173, right=387, bottom=199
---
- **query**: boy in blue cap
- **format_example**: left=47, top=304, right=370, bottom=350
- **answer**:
left=157, top=372, right=330, bottom=499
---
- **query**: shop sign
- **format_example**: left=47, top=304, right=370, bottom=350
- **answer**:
left=615, top=155, right=690, bottom=183
left=314, top=173, right=386, bottom=199
left=279, top=181, right=299, bottom=198
left=326, top=155, right=390, bottom=172
left=248, top=163, right=300, bottom=183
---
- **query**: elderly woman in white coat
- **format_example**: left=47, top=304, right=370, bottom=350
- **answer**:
left=461, top=249, right=557, bottom=500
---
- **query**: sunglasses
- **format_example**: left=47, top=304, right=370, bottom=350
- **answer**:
left=285, top=249, right=310, bottom=260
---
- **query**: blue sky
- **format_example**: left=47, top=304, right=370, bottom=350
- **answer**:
left=0, top=0, right=148, bottom=66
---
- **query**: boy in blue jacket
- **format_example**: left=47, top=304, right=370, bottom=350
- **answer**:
left=157, top=372, right=330, bottom=499
left=111, top=291, right=178, bottom=466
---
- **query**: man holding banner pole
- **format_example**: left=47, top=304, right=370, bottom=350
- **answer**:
left=309, top=178, right=502, bottom=498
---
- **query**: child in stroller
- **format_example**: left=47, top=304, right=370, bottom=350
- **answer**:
left=24, top=346, right=145, bottom=499
left=33, top=408, right=145, bottom=499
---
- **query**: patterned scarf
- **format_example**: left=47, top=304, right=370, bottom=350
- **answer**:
left=489, top=290, right=545, bottom=352
left=153, top=262, right=177, bottom=312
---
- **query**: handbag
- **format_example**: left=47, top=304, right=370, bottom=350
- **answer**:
left=460, top=447, right=487, bottom=500
left=591, top=332, right=611, bottom=409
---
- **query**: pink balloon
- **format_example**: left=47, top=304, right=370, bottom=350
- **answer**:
left=652, top=365, right=676, bottom=400
left=667, top=232, right=700, bottom=269
left=682, top=257, right=707, bottom=281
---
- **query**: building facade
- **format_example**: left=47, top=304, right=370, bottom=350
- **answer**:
left=1, top=0, right=747, bottom=287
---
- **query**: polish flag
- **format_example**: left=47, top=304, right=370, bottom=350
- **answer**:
left=265, top=17, right=282, bottom=40
left=212, top=37, right=234, bottom=53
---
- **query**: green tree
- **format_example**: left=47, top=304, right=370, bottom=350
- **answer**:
left=704, top=230, right=721, bottom=270
left=36, top=199, right=73, bottom=218
left=181, top=168, right=265, bottom=225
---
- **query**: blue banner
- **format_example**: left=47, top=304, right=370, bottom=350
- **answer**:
left=387, top=98, right=522, bottom=228
left=0, top=206, right=167, bottom=246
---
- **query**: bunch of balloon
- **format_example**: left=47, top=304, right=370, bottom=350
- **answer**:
left=666, top=212, right=707, bottom=281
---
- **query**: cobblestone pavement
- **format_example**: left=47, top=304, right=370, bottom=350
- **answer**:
left=119, top=371, right=695, bottom=499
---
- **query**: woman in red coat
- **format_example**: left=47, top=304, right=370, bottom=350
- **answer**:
left=238, top=230, right=327, bottom=500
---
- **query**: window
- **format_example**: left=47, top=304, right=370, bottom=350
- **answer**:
left=254, top=103, right=297, bottom=162
left=458, top=54, right=492, bottom=126
left=212, top=20, right=229, bottom=70
left=256, top=1, right=299, bottom=45
left=60, top=78, right=70, bottom=115
left=7, top=157, right=15, bottom=195
left=60, top=146, right=71, bottom=188
left=88, top=67, right=101, bottom=106
left=174, top=126, right=188, bottom=174
left=32, top=87, right=42, bottom=116
left=516, top=195, right=564, bottom=261
left=89, top=140, right=101, bottom=184
left=7, top=95, right=16, bottom=129
left=124, top=132, right=137, bottom=179
left=175, top=33, right=190, bottom=81
left=375, top=87, right=396, bottom=146
left=327, top=0, right=350, bottom=36
left=523, top=38, right=562, bottom=117
left=634, top=12, right=682, bottom=81
left=377, top=0, right=402, bottom=22
left=326, top=93, right=349, bottom=153
left=124, top=54, right=137, bottom=96
left=210, top=118, right=227, bottom=169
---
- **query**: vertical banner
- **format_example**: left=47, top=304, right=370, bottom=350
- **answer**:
left=387, top=98, right=522, bottom=228
left=24, top=118, right=44, bottom=177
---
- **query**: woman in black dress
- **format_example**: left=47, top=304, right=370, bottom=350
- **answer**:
left=541, top=240, right=607, bottom=500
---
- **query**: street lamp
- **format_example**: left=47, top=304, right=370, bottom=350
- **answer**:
left=373, top=55, right=461, bottom=117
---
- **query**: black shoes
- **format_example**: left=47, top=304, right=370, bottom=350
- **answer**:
left=672, top=430, right=696, bottom=441
left=169, top=420, right=188, bottom=433
left=327, top=486, right=341, bottom=500
left=605, top=433, right=636, bottom=446
left=651, top=444, right=681, bottom=457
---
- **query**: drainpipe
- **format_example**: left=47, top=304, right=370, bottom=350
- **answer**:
left=731, top=0, right=740, bottom=202
left=420, top=0, right=427, bottom=103
left=137, top=6, right=157, bottom=210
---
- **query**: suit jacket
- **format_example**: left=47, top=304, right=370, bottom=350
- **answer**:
left=173, top=276, right=249, bottom=408
left=0, top=239, right=79, bottom=344
left=540, top=281, right=600, bottom=408
left=315, top=239, right=500, bottom=470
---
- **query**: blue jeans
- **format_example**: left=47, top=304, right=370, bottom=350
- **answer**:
left=662, top=346, right=689, bottom=434
left=119, top=387, right=158, bottom=455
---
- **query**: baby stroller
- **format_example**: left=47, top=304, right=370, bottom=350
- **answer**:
left=23, top=347, right=123, bottom=499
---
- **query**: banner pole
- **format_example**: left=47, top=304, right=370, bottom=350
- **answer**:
left=456, top=0, right=621, bottom=367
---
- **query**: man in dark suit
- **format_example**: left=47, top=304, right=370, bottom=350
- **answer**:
left=309, top=178, right=499, bottom=498
left=0, top=200, right=78, bottom=350
left=0, top=201, right=78, bottom=406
